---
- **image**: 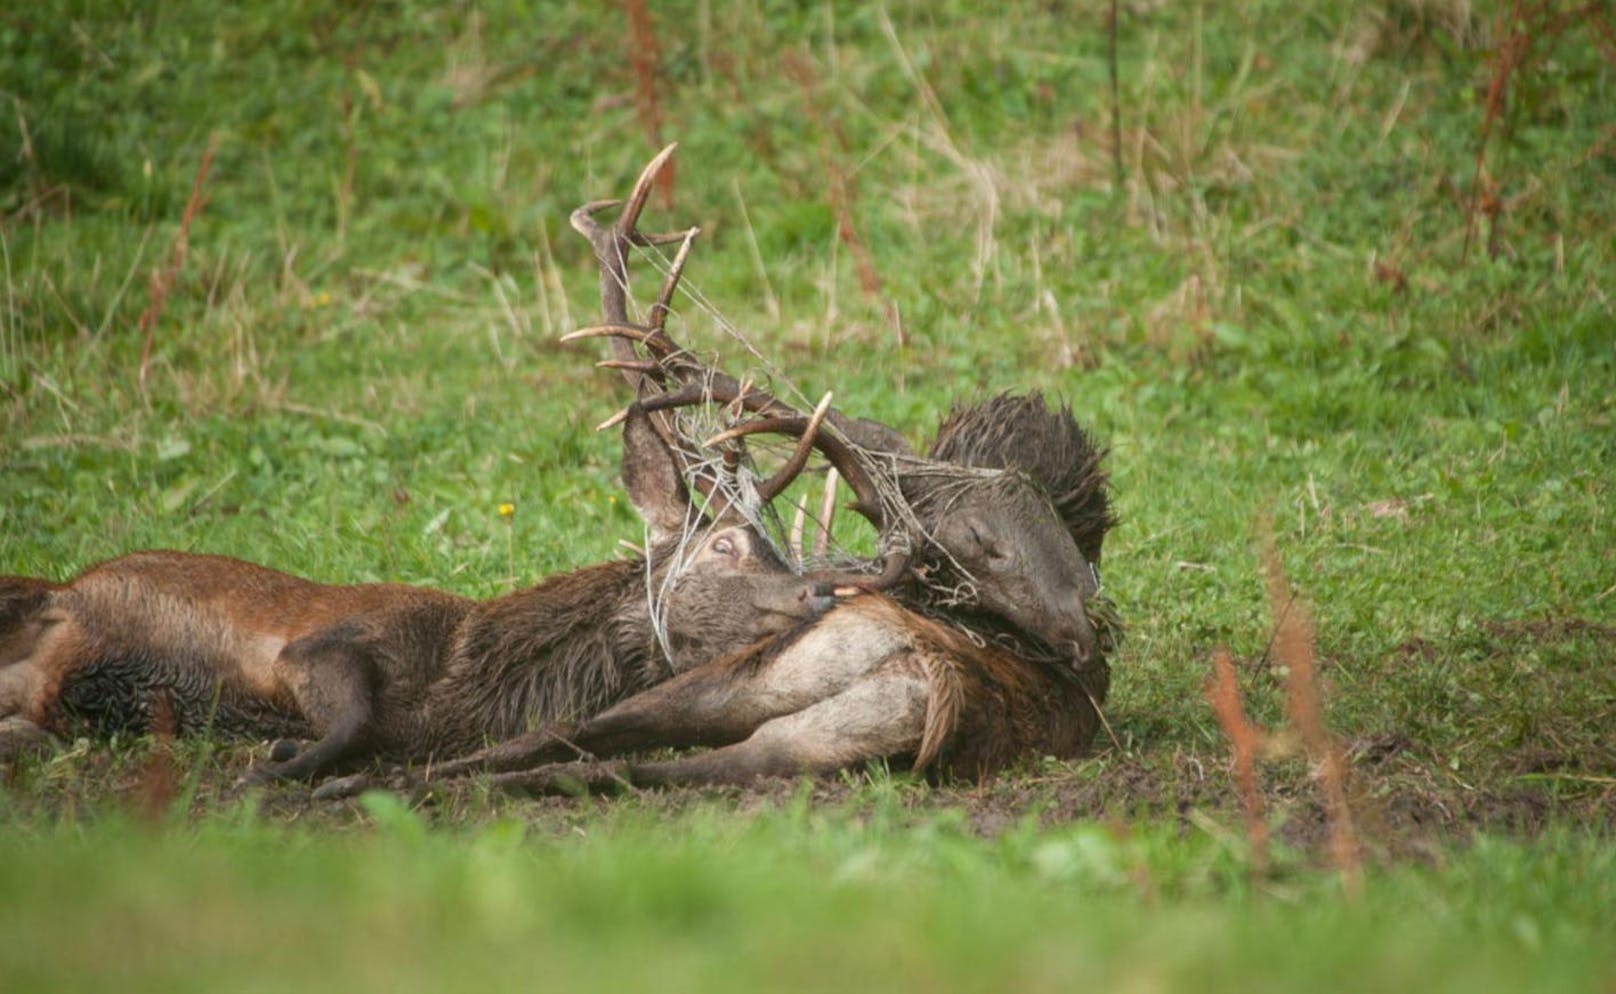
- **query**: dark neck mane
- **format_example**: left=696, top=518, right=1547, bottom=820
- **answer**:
left=429, top=558, right=662, bottom=747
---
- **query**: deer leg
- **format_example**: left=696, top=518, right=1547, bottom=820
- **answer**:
left=493, top=670, right=930, bottom=795
left=560, top=608, right=914, bottom=758
left=420, top=658, right=760, bottom=781
left=431, top=615, right=906, bottom=781
left=0, top=715, right=59, bottom=763
left=240, top=627, right=377, bottom=785
left=422, top=723, right=587, bottom=780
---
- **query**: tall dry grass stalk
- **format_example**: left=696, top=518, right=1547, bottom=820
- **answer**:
left=625, top=0, right=674, bottom=208
left=782, top=52, right=904, bottom=348
left=1206, top=647, right=1267, bottom=872
left=1263, top=543, right=1363, bottom=897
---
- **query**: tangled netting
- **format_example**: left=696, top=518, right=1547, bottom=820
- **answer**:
left=617, top=239, right=1120, bottom=670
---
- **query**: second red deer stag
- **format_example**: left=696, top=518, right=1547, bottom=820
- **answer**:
left=567, top=144, right=1113, bottom=673
left=0, top=407, right=834, bottom=783
left=400, top=148, right=1122, bottom=792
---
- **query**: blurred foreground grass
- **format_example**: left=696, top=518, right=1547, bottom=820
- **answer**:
left=2, top=796, right=1614, bottom=994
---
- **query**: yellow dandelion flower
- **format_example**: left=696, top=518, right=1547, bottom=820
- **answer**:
left=498, top=502, right=515, bottom=517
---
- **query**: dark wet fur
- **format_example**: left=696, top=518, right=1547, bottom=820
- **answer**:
left=928, top=392, right=1114, bottom=563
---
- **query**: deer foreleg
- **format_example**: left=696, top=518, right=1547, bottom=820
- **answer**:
left=241, top=626, right=377, bottom=784
left=430, top=609, right=907, bottom=780
left=421, top=723, right=588, bottom=780
left=421, top=655, right=772, bottom=782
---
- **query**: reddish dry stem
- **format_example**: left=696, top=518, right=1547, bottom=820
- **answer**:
left=1263, top=544, right=1362, bottom=897
left=132, top=690, right=177, bottom=822
left=1206, top=647, right=1268, bottom=872
left=1462, top=0, right=1533, bottom=264
left=624, top=0, right=673, bottom=208
left=138, top=135, right=218, bottom=389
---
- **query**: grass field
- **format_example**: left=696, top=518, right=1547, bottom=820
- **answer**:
left=2, top=1, right=1614, bottom=990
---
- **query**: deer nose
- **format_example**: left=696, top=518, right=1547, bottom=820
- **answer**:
left=1056, top=591, right=1098, bottom=663
left=804, top=580, right=837, bottom=615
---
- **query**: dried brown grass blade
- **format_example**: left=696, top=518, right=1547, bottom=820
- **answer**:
left=1264, top=543, right=1362, bottom=897
left=138, top=135, right=218, bottom=390
left=1206, top=646, right=1267, bottom=872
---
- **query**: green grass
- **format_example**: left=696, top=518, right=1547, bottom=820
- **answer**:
left=2, top=0, right=1614, bottom=989
left=2, top=798, right=1613, bottom=993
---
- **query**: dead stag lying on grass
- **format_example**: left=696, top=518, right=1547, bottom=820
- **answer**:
left=569, top=143, right=1115, bottom=672
left=0, top=407, right=835, bottom=784
left=384, top=147, right=1122, bottom=793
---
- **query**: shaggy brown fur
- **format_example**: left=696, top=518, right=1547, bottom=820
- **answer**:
left=927, top=392, right=1113, bottom=564
left=0, top=409, right=828, bottom=782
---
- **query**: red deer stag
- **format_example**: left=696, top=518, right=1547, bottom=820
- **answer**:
left=400, top=148, right=1120, bottom=791
left=0, top=405, right=837, bottom=784
left=565, top=144, right=1114, bottom=668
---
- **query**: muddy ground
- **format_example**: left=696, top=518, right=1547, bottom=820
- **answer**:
left=6, top=617, right=1612, bottom=866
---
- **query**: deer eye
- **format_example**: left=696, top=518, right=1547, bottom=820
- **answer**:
left=711, top=536, right=736, bottom=556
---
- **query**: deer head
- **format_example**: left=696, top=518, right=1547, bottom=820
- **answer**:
left=620, top=402, right=834, bottom=671
left=568, top=146, right=1116, bottom=672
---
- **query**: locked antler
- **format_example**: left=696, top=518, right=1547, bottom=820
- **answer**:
left=564, top=144, right=914, bottom=592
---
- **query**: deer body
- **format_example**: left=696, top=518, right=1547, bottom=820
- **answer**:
left=421, top=593, right=1105, bottom=792
left=416, top=145, right=1122, bottom=794
left=0, top=553, right=671, bottom=759
left=0, top=409, right=832, bottom=782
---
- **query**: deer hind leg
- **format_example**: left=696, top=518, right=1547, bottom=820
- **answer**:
left=421, top=721, right=587, bottom=780
left=492, top=670, right=931, bottom=795
left=240, top=624, right=378, bottom=785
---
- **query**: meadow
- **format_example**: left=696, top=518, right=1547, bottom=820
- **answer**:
left=2, top=1, right=1613, bottom=990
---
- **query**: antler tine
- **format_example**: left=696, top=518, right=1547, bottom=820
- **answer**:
left=596, top=359, right=664, bottom=375
left=569, top=143, right=683, bottom=399
left=648, top=226, right=699, bottom=334
left=703, top=392, right=835, bottom=503
left=664, top=385, right=888, bottom=532
left=814, top=467, right=839, bottom=559
left=561, top=323, right=666, bottom=346
left=789, top=498, right=807, bottom=563
left=615, top=142, right=678, bottom=242
left=808, top=546, right=914, bottom=597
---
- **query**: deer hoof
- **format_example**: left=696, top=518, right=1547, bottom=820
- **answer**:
left=267, top=738, right=303, bottom=763
left=312, top=773, right=372, bottom=802
left=0, top=717, right=59, bottom=762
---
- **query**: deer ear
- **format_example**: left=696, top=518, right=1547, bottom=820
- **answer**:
left=621, top=405, right=693, bottom=544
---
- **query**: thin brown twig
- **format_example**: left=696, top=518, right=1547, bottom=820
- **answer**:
left=1206, top=647, right=1267, bottom=873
